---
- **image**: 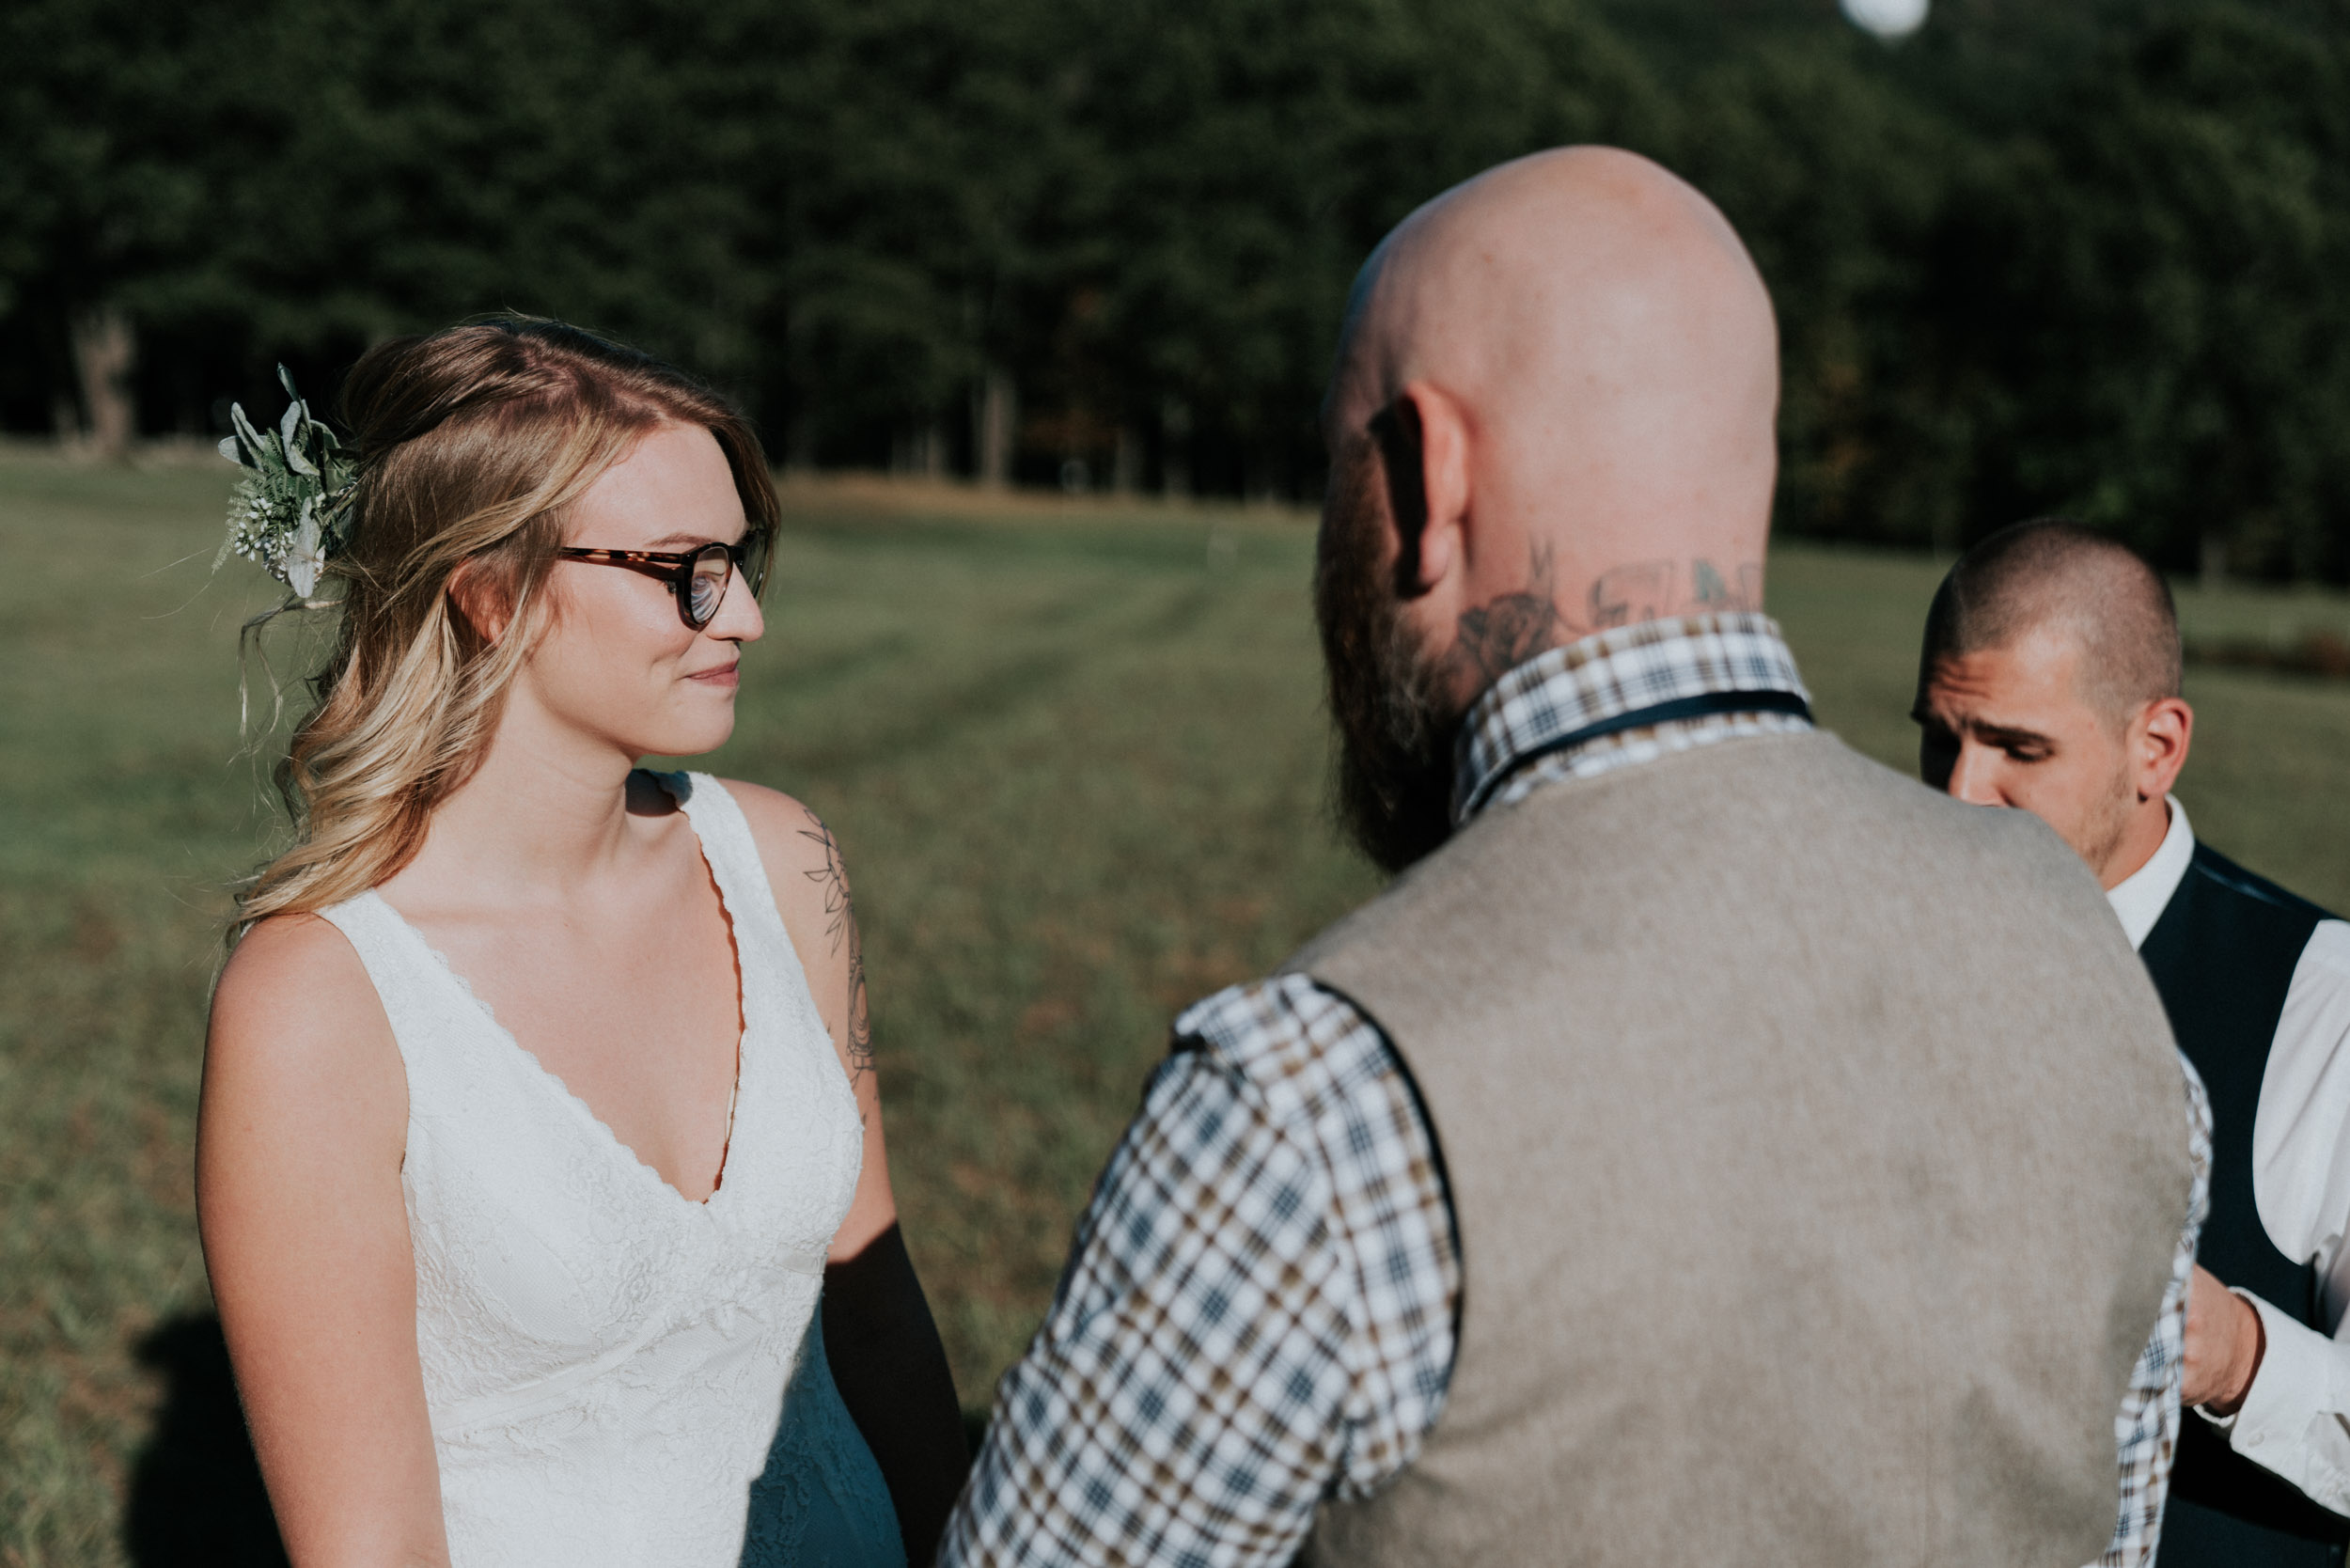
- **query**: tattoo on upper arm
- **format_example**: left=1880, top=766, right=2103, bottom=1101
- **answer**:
left=797, top=812, right=874, bottom=1088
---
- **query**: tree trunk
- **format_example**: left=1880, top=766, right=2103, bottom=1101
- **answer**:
left=975, top=367, right=1017, bottom=490
left=893, top=422, right=949, bottom=479
left=1113, top=425, right=1142, bottom=494
left=2200, top=531, right=2229, bottom=589
left=1160, top=398, right=1191, bottom=499
left=70, top=306, right=137, bottom=459
left=1243, top=448, right=1281, bottom=507
left=785, top=407, right=817, bottom=475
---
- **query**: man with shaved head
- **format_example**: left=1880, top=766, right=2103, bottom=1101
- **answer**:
left=944, top=149, right=2201, bottom=1568
left=1918, top=520, right=2350, bottom=1568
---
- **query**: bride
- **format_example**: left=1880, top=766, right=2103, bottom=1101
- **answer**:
left=196, top=319, right=966, bottom=1566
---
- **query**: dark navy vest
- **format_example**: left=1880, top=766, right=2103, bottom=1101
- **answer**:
left=2144, top=842, right=2347, bottom=1568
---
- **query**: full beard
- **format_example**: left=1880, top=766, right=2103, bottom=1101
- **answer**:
left=1314, top=491, right=1464, bottom=875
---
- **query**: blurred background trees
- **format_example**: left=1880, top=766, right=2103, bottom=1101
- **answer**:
left=4, top=0, right=2346, bottom=578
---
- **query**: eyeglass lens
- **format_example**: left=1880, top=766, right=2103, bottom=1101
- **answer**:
left=686, top=546, right=733, bottom=627
left=742, top=530, right=771, bottom=597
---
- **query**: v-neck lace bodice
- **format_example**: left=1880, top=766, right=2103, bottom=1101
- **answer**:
left=321, top=774, right=901, bottom=1567
left=374, top=859, right=744, bottom=1209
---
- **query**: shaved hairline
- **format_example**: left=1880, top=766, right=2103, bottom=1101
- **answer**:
left=1920, top=519, right=2183, bottom=728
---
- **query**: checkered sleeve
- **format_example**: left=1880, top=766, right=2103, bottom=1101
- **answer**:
left=940, top=975, right=1461, bottom=1568
left=2092, top=1053, right=2215, bottom=1568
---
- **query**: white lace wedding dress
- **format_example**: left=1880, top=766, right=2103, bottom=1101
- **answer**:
left=320, top=773, right=905, bottom=1567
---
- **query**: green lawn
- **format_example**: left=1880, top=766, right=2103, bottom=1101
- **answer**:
left=5, top=451, right=2347, bottom=1565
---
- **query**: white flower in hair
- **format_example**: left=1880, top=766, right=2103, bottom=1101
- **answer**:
left=214, top=365, right=357, bottom=599
left=284, top=497, right=328, bottom=598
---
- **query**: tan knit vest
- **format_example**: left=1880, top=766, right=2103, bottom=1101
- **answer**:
left=1291, top=731, right=2191, bottom=1568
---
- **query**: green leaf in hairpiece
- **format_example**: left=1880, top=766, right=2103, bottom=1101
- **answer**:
left=212, top=369, right=358, bottom=600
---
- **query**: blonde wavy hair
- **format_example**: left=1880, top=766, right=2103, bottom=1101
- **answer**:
left=235, top=318, right=779, bottom=940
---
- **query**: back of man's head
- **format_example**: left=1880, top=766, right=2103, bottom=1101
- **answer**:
left=1919, top=519, right=2181, bottom=727
left=1316, top=146, right=1783, bottom=870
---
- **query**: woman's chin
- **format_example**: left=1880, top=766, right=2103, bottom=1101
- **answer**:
left=634, top=711, right=738, bottom=761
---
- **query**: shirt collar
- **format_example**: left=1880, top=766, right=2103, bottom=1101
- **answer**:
left=2107, top=794, right=2196, bottom=949
left=1452, top=613, right=1811, bottom=824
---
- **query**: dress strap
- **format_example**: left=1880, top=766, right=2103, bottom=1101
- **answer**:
left=315, top=891, right=456, bottom=1045
left=666, top=774, right=822, bottom=1033
left=316, top=886, right=417, bottom=974
left=665, top=775, right=775, bottom=933
left=312, top=890, right=511, bottom=1115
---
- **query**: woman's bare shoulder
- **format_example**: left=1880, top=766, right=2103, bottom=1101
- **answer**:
left=208, top=913, right=402, bottom=1113
left=214, top=912, right=375, bottom=1019
left=715, top=778, right=856, bottom=980
left=716, top=778, right=843, bottom=893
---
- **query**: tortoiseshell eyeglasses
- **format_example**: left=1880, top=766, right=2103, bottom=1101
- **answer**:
left=555, top=530, right=774, bottom=631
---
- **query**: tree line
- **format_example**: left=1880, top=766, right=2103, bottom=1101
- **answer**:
left=6, top=0, right=2348, bottom=578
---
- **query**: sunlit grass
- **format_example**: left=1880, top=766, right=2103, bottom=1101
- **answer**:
left=4, top=451, right=2345, bottom=1564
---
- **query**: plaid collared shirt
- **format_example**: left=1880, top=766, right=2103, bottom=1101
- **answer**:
left=1453, top=613, right=1814, bottom=820
left=943, top=614, right=2211, bottom=1568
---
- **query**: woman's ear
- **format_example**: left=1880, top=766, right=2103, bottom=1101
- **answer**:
left=446, top=560, right=513, bottom=647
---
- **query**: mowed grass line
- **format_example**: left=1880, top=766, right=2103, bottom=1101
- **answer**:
left=687, top=505, right=1383, bottom=1381
left=3, top=451, right=2346, bottom=1564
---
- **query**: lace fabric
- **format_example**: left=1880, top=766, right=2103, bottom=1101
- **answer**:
left=320, top=773, right=904, bottom=1567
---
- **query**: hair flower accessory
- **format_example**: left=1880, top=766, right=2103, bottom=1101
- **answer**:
left=215, top=366, right=358, bottom=599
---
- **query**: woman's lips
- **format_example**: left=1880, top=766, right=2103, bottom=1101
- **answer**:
left=687, top=662, right=740, bottom=687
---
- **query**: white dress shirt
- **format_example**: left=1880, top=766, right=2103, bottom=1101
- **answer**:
left=2107, top=796, right=2350, bottom=1515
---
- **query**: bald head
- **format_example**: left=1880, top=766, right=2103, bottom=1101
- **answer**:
left=1327, top=146, right=1781, bottom=615
left=1316, top=149, right=1787, bottom=870
left=1921, top=520, right=2182, bottom=727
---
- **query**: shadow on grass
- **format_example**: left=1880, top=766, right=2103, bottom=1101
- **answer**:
left=118, top=1322, right=993, bottom=1565
left=125, top=1313, right=287, bottom=1567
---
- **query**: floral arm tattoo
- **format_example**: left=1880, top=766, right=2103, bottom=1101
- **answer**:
left=798, top=811, right=874, bottom=1088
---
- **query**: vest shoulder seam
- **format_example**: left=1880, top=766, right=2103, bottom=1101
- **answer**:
left=2186, top=846, right=2337, bottom=924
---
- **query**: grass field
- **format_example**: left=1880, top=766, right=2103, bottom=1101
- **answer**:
left=5, top=450, right=2348, bottom=1565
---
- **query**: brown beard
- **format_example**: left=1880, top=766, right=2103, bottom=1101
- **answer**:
left=1313, top=469, right=1463, bottom=874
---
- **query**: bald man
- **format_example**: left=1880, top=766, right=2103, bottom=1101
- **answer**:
left=942, top=149, right=2201, bottom=1568
left=1916, top=520, right=2350, bottom=1568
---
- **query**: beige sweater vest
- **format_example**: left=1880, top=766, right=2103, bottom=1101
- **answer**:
left=1291, top=731, right=2191, bottom=1567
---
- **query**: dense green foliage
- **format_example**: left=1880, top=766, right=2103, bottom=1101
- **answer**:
left=7, top=0, right=2349, bottom=573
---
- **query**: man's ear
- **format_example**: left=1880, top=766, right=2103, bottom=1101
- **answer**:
left=447, top=559, right=513, bottom=647
left=1368, top=397, right=1428, bottom=597
left=2135, top=696, right=2194, bottom=801
left=1370, top=381, right=1471, bottom=598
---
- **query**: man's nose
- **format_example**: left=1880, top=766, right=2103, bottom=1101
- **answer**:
left=1944, top=741, right=2007, bottom=807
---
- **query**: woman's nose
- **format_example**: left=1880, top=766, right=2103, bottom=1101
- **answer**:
left=707, top=567, right=765, bottom=643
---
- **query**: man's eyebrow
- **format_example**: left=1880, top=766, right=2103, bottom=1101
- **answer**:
left=1907, top=706, right=2056, bottom=749
left=1972, top=721, right=2058, bottom=748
